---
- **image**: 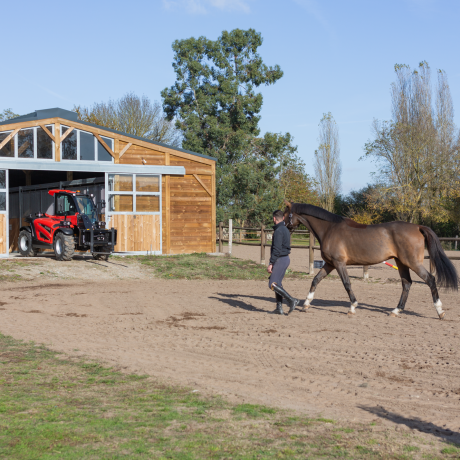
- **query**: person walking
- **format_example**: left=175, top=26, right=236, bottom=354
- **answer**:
left=268, top=210, right=300, bottom=315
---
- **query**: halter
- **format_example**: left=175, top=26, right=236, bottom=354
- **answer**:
left=288, top=213, right=294, bottom=227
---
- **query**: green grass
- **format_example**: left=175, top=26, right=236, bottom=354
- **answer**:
left=131, top=253, right=311, bottom=281
left=0, top=333, right=452, bottom=459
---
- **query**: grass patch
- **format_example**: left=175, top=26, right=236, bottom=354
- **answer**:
left=0, top=333, right=450, bottom=459
left=130, top=253, right=310, bottom=281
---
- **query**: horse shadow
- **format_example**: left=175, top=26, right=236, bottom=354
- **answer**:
left=212, top=293, right=429, bottom=318
left=358, top=405, right=460, bottom=445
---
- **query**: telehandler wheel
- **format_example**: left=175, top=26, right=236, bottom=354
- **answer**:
left=93, top=246, right=111, bottom=261
left=18, top=230, right=38, bottom=257
left=54, top=232, right=75, bottom=261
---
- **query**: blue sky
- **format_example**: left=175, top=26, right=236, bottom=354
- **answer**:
left=2, top=0, right=459, bottom=193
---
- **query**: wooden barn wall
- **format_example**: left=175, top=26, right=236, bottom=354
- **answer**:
left=167, top=154, right=213, bottom=254
left=119, top=141, right=166, bottom=166
left=9, top=218, right=19, bottom=252
left=111, top=215, right=161, bottom=252
left=0, top=214, right=6, bottom=255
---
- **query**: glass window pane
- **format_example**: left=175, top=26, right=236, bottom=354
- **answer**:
left=0, top=170, right=5, bottom=189
left=0, top=132, right=15, bottom=157
left=55, top=194, right=77, bottom=216
left=62, top=127, right=77, bottom=160
left=108, top=194, right=133, bottom=212
left=136, top=175, right=159, bottom=192
left=80, top=131, right=95, bottom=161
left=108, top=174, right=133, bottom=192
left=98, top=136, right=113, bottom=162
left=136, top=195, right=160, bottom=212
left=18, top=129, right=34, bottom=158
left=0, top=192, right=6, bottom=211
left=37, top=126, right=53, bottom=159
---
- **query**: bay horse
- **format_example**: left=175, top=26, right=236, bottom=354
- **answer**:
left=283, top=201, right=458, bottom=319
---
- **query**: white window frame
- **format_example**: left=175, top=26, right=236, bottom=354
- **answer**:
left=0, top=126, right=55, bottom=161
left=106, top=173, right=161, bottom=215
left=60, top=125, right=114, bottom=164
left=0, top=169, right=8, bottom=257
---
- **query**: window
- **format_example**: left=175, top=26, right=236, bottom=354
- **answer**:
left=55, top=194, right=77, bottom=216
left=0, top=126, right=54, bottom=159
left=108, top=174, right=160, bottom=213
left=0, top=131, right=15, bottom=158
left=0, top=170, right=7, bottom=211
left=60, top=126, right=114, bottom=162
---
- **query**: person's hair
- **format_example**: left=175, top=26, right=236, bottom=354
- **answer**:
left=273, top=210, right=284, bottom=221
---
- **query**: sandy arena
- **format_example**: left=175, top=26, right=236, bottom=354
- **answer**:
left=1, top=248, right=460, bottom=444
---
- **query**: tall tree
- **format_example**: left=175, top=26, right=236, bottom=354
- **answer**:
left=364, top=62, right=460, bottom=224
left=314, top=112, right=342, bottom=212
left=161, top=28, right=293, bottom=224
left=0, top=109, right=19, bottom=122
left=74, top=93, right=182, bottom=147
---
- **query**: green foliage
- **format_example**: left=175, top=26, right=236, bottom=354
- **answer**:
left=162, top=28, right=300, bottom=225
left=0, top=109, right=19, bottom=122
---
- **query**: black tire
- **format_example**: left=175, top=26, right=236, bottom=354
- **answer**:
left=93, top=246, right=111, bottom=261
left=54, top=232, right=75, bottom=261
left=18, top=230, right=38, bottom=257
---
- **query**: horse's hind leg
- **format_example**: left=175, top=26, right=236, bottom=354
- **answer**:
left=411, top=264, right=445, bottom=320
left=302, top=262, right=334, bottom=311
left=390, top=259, right=412, bottom=317
left=335, top=263, right=359, bottom=316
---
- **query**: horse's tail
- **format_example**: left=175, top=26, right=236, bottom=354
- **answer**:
left=419, top=226, right=458, bottom=291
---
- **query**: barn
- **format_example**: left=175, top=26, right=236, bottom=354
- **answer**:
left=0, top=108, right=216, bottom=257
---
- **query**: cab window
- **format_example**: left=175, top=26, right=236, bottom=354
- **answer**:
left=55, top=194, right=76, bottom=216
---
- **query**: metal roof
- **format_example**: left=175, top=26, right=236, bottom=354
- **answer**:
left=0, top=108, right=217, bottom=162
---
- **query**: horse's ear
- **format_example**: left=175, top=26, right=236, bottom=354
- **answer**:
left=284, top=200, right=292, bottom=208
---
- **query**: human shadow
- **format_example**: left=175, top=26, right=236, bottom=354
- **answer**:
left=210, top=293, right=278, bottom=314
left=358, top=405, right=460, bottom=445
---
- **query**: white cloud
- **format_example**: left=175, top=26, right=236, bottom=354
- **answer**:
left=162, top=0, right=252, bottom=14
left=293, top=0, right=336, bottom=43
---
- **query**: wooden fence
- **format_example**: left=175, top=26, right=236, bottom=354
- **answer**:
left=216, top=221, right=460, bottom=278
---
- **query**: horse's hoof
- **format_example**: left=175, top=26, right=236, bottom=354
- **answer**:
left=300, top=307, right=307, bottom=313
left=389, top=312, right=400, bottom=318
left=347, top=311, right=355, bottom=317
left=438, top=312, right=446, bottom=320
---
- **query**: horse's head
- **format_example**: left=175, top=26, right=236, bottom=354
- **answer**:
left=283, top=200, right=300, bottom=233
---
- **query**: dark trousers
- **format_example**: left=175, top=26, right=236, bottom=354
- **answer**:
left=268, top=256, right=290, bottom=289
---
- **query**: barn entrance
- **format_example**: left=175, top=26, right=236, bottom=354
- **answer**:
left=1, top=165, right=164, bottom=257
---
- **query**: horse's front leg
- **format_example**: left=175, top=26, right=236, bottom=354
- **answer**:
left=302, top=262, right=335, bottom=311
left=335, top=263, right=359, bottom=316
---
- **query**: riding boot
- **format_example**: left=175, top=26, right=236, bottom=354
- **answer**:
left=272, top=284, right=300, bottom=315
left=273, top=293, right=285, bottom=315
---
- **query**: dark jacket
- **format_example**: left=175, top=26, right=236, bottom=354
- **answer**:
left=269, top=221, right=291, bottom=265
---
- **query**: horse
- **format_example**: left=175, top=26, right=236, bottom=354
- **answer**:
left=283, top=201, right=458, bottom=319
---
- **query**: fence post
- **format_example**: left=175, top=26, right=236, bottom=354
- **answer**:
left=228, top=219, right=232, bottom=256
left=363, top=265, right=369, bottom=280
left=260, top=224, right=265, bottom=265
left=309, top=232, right=314, bottom=274
left=219, top=222, right=223, bottom=253
left=456, top=235, right=458, bottom=251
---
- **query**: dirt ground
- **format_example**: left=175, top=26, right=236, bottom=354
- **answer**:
left=1, top=250, right=460, bottom=445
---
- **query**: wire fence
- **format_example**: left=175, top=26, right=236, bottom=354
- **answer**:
left=216, top=220, right=460, bottom=278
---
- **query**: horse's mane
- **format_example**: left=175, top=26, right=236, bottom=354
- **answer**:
left=291, top=203, right=344, bottom=224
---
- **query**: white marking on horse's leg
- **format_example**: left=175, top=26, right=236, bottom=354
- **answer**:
left=390, top=307, right=401, bottom=318
left=348, top=301, right=358, bottom=316
left=434, top=299, right=445, bottom=319
left=301, top=291, right=314, bottom=312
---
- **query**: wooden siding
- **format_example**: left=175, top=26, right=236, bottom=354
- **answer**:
left=168, top=170, right=213, bottom=254
left=110, top=214, right=161, bottom=252
left=0, top=214, right=6, bottom=255
left=119, top=141, right=166, bottom=166
left=9, top=218, right=19, bottom=253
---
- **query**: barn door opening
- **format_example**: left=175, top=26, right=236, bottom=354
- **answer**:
left=105, top=173, right=162, bottom=254
left=0, top=170, right=8, bottom=257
